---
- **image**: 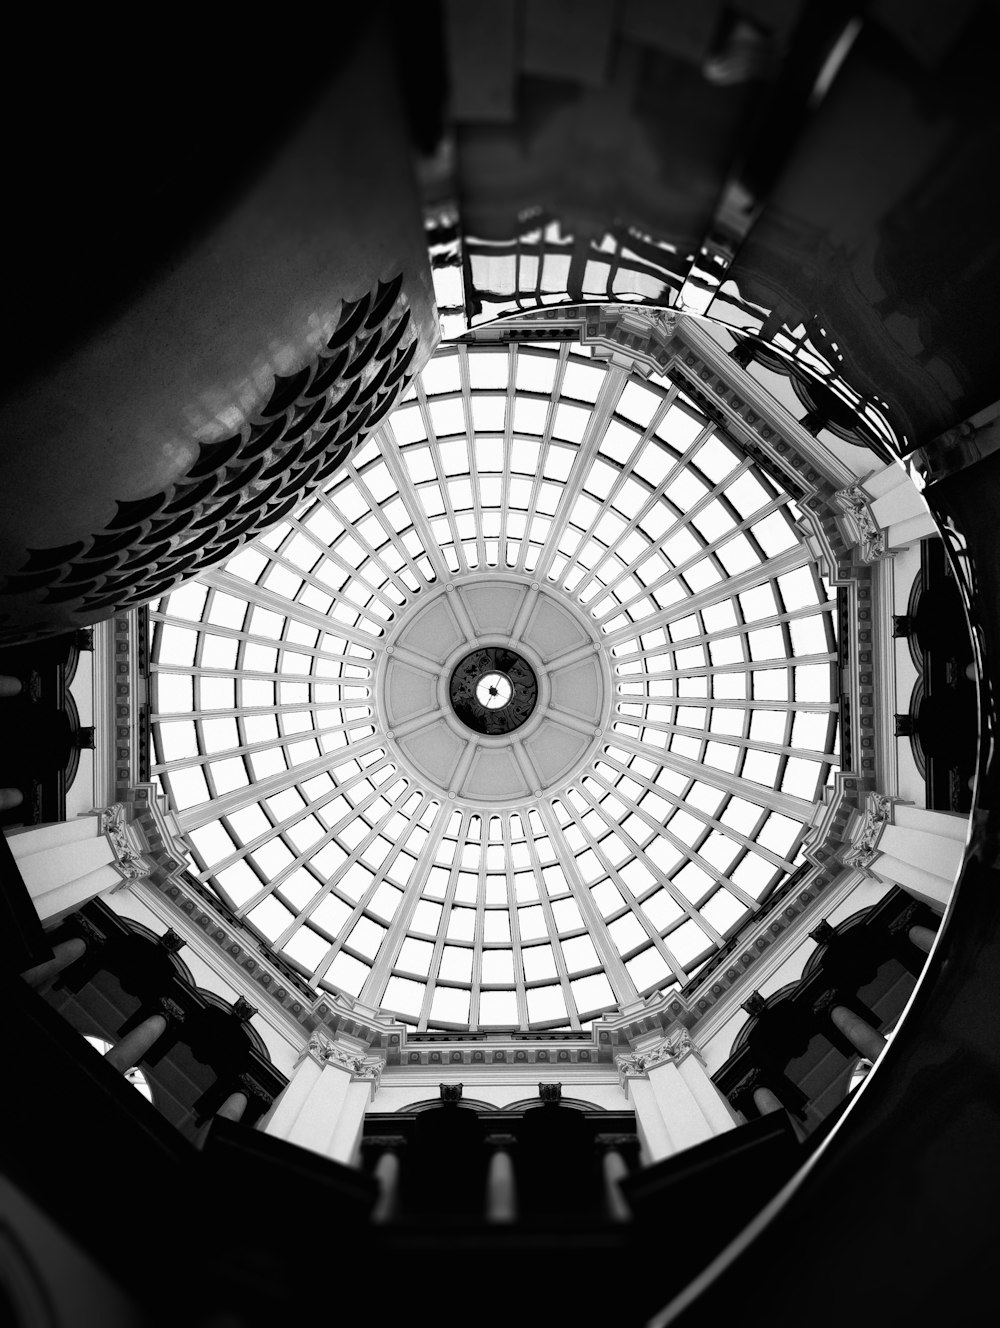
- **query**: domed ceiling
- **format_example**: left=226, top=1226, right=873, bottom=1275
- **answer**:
left=149, top=338, right=839, bottom=1031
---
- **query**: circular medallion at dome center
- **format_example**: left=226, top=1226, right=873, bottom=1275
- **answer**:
left=450, top=647, right=538, bottom=735
left=378, top=574, right=612, bottom=805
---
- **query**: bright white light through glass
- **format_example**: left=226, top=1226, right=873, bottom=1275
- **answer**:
left=148, top=339, right=838, bottom=1033
left=476, top=672, right=512, bottom=709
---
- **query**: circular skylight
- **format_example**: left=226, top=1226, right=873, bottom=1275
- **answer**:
left=448, top=646, right=539, bottom=734
left=149, top=338, right=838, bottom=1031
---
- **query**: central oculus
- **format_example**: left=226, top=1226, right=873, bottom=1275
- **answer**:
left=449, top=647, right=539, bottom=735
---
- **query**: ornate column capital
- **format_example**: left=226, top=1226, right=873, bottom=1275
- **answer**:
left=615, top=1027, right=695, bottom=1090
left=237, top=1074, right=275, bottom=1111
left=362, top=1134, right=407, bottom=1153
left=485, top=1132, right=518, bottom=1151
left=595, top=1132, right=638, bottom=1151
left=99, top=802, right=149, bottom=886
left=843, top=791, right=895, bottom=868
left=833, top=485, right=887, bottom=563
left=298, top=1030, right=385, bottom=1095
left=157, top=995, right=187, bottom=1026
left=727, top=1066, right=766, bottom=1110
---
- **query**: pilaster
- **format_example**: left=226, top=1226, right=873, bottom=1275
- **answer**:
left=616, top=1028, right=738, bottom=1163
left=262, top=1031, right=385, bottom=1165
left=5, top=815, right=119, bottom=924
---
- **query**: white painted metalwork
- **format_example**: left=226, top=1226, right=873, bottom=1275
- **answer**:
left=148, top=340, right=838, bottom=1031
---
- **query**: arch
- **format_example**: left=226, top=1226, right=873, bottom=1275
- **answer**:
left=398, top=1096, right=498, bottom=1114
left=504, top=1096, right=605, bottom=1113
left=119, top=918, right=197, bottom=989
left=195, top=988, right=272, bottom=1063
left=730, top=981, right=800, bottom=1057
left=800, top=907, right=873, bottom=980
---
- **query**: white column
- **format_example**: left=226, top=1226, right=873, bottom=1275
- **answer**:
left=866, top=464, right=935, bottom=547
left=258, top=1049, right=323, bottom=1138
left=104, top=1014, right=166, bottom=1073
left=600, top=1142, right=631, bottom=1223
left=20, top=937, right=86, bottom=988
left=852, top=460, right=937, bottom=549
left=216, top=1092, right=249, bottom=1123
left=261, top=1034, right=383, bottom=1165
left=626, top=1074, right=674, bottom=1161
left=892, top=805, right=968, bottom=843
left=753, top=1086, right=785, bottom=1116
left=371, top=1148, right=402, bottom=1223
left=831, top=1006, right=887, bottom=1062
left=485, top=1137, right=517, bottom=1223
left=618, top=1029, right=739, bottom=1164
left=885, top=510, right=938, bottom=546
left=327, top=1080, right=372, bottom=1166
left=873, top=808, right=967, bottom=914
left=5, top=817, right=119, bottom=924
left=909, top=924, right=937, bottom=954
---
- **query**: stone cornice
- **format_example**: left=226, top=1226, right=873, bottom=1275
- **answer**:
left=91, top=616, right=118, bottom=808
left=871, top=554, right=899, bottom=796
left=104, top=607, right=150, bottom=802
left=395, top=1036, right=606, bottom=1069
left=676, top=317, right=858, bottom=491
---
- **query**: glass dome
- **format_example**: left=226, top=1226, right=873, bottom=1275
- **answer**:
left=149, top=338, right=838, bottom=1031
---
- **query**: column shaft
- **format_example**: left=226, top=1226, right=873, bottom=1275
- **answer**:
left=6, top=817, right=118, bottom=924
left=601, top=1148, right=631, bottom=1223
left=753, top=1086, right=785, bottom=1115
left=832, top=1005, right=887, bottom=1062
left=216, top=1092, right=248, bottom=1122
left=20, top=937, right=86, bottom=988
left=260, top=1056, right=323, bottom=1138
left=485, top=1146, right=517, bottom=1223
left=327, top=1079, right=371, bottom=1165
left=105, top=1014, right=166, bottom=1073
left=909, top=924, right=937, bottom=954
left=371, top=1150, right=400, bottom=1224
